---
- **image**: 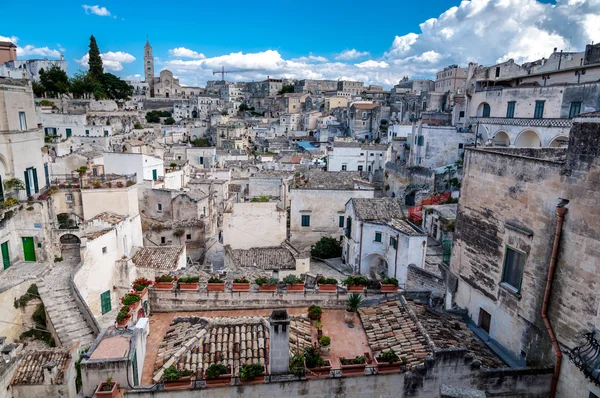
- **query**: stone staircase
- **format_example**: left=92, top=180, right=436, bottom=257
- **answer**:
left=37, top=262, right=96, bottom=348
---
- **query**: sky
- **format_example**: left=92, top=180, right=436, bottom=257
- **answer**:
left=2, top=0, right=599, bottom=88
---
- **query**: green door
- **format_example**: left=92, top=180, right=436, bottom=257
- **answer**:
left=152, top=169, right=157, bottom=181
left=1, top=242, right=10, bottom=269
left=22, top=237, right=36, bottom=262
left=100, top=290, right=111, bottom=314
left=66, top=128, right=72, bottom=138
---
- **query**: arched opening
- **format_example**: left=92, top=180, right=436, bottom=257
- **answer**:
left=59, top=233, right=81, bottom=262
left=548, top=135, right=569, bottom=148
left=165, top=92, right=169, bottom=98
left=515, top=130, right=541, bottom=147
left=493, top=131, right=510, bottom=146
left=192, top=110, right=198, bottom=118
left=405, top=190, right=416, bottom=206
left=477, top=102, right=491, bottom=117
left=362, top=253, right=389, bottom=279
left=57, top=213, right=82, bottom=229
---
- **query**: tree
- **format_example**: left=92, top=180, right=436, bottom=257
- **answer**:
left=100, top=73, right=133, bottom=100
left=310, top=237, right=342, bottom=258
left=190, top=138, right=209, bottom=147
left=87, top=35, right=103, bottom=82
left=39, top=65, right=70, bottom=98
left=238, top=103, right=250, bottom=112
left=278, top=84, right=294, bottom=95
left=32, top=81, right=45, bottom=98
left=69, top=70, right=95, bottom=99
left=163, top=117, right=175, bottom=125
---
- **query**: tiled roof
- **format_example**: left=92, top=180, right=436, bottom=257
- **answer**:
left=228, top=184, right=242, bottom=193
left=85, top=228, right=113, bottom=241
left=177, top=190, right=208, bottom=202
left=295, top=170, right=372, bottom=190
left=89, top=212, right=125, bottom=225
left=352, top=198, right=404, bottom=221
left=131, top=246, right=184, bottom=269
left=386, top=218, right=424, bottom=236
left=230, top=246, right=296, bottom=270
left=11, top=349, right=71, bottom=385
left=352, top=103, right=379, bottom=110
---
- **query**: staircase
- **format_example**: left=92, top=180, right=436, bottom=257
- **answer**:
left=37, top=262, right=96, bottom=348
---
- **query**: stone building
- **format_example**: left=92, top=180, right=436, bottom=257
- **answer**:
left=435, top=65, right=469, bottom=93
left=337, top=80, right=364, bottom=95
left=343, top=198, right=427, bottom=282
left=348, top=103, right=381, bottom=140
left=408, top=121, right=474, bottom=168
left=447, top=115, right=600, bottom=397
left=0, top=41, right=17, bottom=64
left=327, top=141, right=388, bottom=174
left=0, top=57, right=67, bottom=82
left=222, top=202, right=286, bottom=250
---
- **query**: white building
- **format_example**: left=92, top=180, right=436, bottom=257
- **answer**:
left=409, top=122, right=475, bottom=168
left=0, top=57, right=67, bottom=82
left=103, top=152, right=164, bottom=183
left=37, top=112, right=114, bottom=138
left=327, top=141, right=388, bottom=173
left=222, top=202, right=286, bottom=250
left=343, top=198, right=427, bottom=283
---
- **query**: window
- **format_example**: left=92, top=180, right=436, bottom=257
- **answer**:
left=65, top=194, right=73, bottom=203
left=161, top=237, right=166, bottom=244
left=569, top=102, right=582, bottom=118
left=534, top=101, right=545, bottom=119
left=341, top=165, right=347, bottom=171
left=85, top=129, right=89, bottom=136
left=478, top=308, right=491, bottom=333
left=375, top=232, right=382, bottom=243
left=495, top=67, right=500, bottom=78
left=459, top=111, right=465, bottom=118
left=417, top=136, right=424, bottom=146
left=301, top=215, right=310, bottom=227
left=482, top=103, right=491, bottom=117
left=501, top=246, right=526, bottom=292
left=102, top=246, right=107, bottom=254
left=18, top=111, right=27, bottom=131
left=186, top=234, right=192, bottom=240
left=458, top=143, right=464, bottom=149
left=357, top=165, right=363, bottom=171
left=339, top=216, right=344, bottom=228
left=506, top=101, right=515, bottom=118
left=389, top=236, right=397, bottom=249
left=104, top=130, right=109, bottom=137
left=157, top=203, right=163, bottom=212
left=346, top=217, right=352, bottom=238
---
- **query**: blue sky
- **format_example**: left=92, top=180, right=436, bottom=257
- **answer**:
left=1, top=0, right=594, bottom=88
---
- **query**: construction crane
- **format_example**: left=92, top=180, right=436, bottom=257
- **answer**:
left=212, top=66, right=262, bottom=81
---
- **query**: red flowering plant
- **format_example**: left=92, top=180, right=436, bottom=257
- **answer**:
left=155, top=275, right=177, bottom=283
left=132, top=277, right=153, bottom=292
left=120, top=293, right=141, bottom=306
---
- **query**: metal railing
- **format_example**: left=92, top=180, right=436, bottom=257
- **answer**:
left=49, top=174, right=137, bottom=189
left=470, top=117, right=573, bottom=128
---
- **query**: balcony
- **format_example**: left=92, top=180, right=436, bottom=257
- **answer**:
left=49, top=174, right=137, bottom=190
left=470, top=117, right=573, bottom=129
left=569, top=332, right=600, bottom=386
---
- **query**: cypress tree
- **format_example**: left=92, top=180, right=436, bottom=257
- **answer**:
left=87, top=35, right=103, bottom=81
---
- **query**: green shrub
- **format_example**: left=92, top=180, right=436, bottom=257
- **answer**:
left=250, top=195, right=269, bottom=202
left=207, top=277, right=224, bottom=283
left=14, top=284, right=38, bottom=308
left=340, top=355, right=366, bottom=365
left=133, top=123, right=143, bottom=129
left=233, top=276, right=249, bottom=283
left=310, top=236, right=342, bottom=259
left=317, top=277, right=337, bottom=285
left=155, top=275, right=175, bottom=283
left=205, top=363, right=230, bottom=379
left=120, top=293, right=141, bottom=305
left=239, top=363, right=264, bottom=381
left=319, top=336, right=330, bottom=346
left=162, top=365, right=194, bottom=381
left=255, top=277, right=278, bottom=286
left=304, top=345, right=327, bottom=368
left=377, top=349, right=399, bottom=363
left=308, top=305, right=322, bottom=320
left=283, top=275, right=302, bottom=285
left=178, top=276, right=199, bottom=283
left=342, top=275, right=368, bottom=286
left=116, top=306, right=130, bottom=323
left=289, top=354, right=305, bottom=377
left=381, top=277, right=399, bottom=286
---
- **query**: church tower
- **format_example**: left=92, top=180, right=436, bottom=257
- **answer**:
left=144, top=38, right=155, bottom=97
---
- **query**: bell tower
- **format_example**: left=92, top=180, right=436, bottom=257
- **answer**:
left=144, top=37, right=155, bottom=97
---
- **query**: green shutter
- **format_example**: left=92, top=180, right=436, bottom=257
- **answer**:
left=100, top=291, right=111, bottom=314
left=339, top=216, right=344, bottom=228
left=32, top=168, right=38, bottom=193
left=24, top=170, right=30, bottom=196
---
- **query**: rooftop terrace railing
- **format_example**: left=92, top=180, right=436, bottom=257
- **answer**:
left=470, top=117, right=573, bottom=128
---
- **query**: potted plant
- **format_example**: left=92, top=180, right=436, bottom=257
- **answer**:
left=162, top=365, right=194, bottom=390
left=207, top=276, right=225, bottom=292
left=339, top=355, right=367, bottom=376
left=317, top=276, right=338, bottom=293
left=116, top=306, right=131, bottom=328
left=308, top=305, right=322, bottom=321
left=132, top=277, right=152, bottom=298
left=120, top=293, right=141, bottom=311
left=345, top=293, right=363, bottom=324
left=238, top=363, right=265, bottom=384
left=154, top=275, right=176, bottom=290
left=380, top=277, right=399, bottom=293
left=315, top=320, right=323, bottom=339
left=319, top=336, right=331, bottom=356
left=255, top=277, right=278, bottom=292
left=232, top=276, right=250, bottom=292
left=283, top=275, right=304, bottom=292
left=289, top=354, right=306, bottom=378
left=204, top=363, right=232, bottom=386
left=94, top=376, right=118, bottom=397
left=178, top=276, right=199, bottom=291
left=303, top=345, right=331, bottom=379
left=342, top=275, right=367, bottom=293
left=374, top=349, right=402, bottom=374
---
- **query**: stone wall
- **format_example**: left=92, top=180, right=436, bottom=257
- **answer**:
left=406, top=264, right=444, bottom=295
left=124, top=348, right=551, bottom=397
left=384, top=162, right=435, bottom=203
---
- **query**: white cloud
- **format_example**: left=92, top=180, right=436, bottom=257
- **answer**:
left=0, top=35, right=18, bottom=44
left=158, top=0, right=600, bottom=88
left=335, top=49, right=370, bottom=60
left=82, top=4, right=111, bottom=17
left=77, top=51, right=136, bottom=72
left=17, top=45, right=62, bottom=58
left=125, top=74, right=142, bottom=80
left=168, top=47, right=205, bottom=59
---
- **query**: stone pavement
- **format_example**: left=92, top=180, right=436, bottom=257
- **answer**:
left=36, top=261, right=96, bottom=349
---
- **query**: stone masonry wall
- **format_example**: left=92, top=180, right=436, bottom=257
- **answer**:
left=406, top=264, right=445, bottom=295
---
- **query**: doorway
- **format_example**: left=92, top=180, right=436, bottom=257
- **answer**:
left=2, top=242, right=9, bottom=269
left=478, top=308, right=491, bottom=334
left=22, top=237, right=36, bottom=262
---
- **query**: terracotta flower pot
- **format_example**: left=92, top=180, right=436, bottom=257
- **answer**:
left=240, top=373, right=265, bottom=384
left=94, top=381, right=118, bottom=397
left=117, top=317, right=130, bottom=328
left=179, top=282, right=199, bottom=291
left=133, top=287, right=148, bottom=298
left=154, top=281, right=174, bottom=290
left=374, top=357, right=402, bottom=374
left=207, top=282, right=225, bottom=292
left=205, top=373, right=232, bottom=387
left=163, top=376, right=193, bottom=390
left=305, top=359, right=331, bottom=379
left=286, top=283, right=304, bottom=292
left=380, top=283, right=398, bottom=293
left=318, top=284, right=337, bottom=292
left=347, top=285, right=365, bottom=293
left=340, top=362, right=366, bottom=376
left=232, top=282, right=250, bottom=292
left=344, top=310, right=355, bottom=324
left=127, top=301, right=141, bottom=312
left=259, top=284, right=277, bottom=292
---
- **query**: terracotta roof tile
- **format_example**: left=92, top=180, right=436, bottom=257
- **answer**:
left=11, top=349, right=71, bottom=385
left=131, top=246, right=184, bottom=270
left=230, top=246, right=296, bottom=270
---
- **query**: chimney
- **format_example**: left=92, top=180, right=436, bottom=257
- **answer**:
left=269, top=309, right=290, bottom=375
left=42, top=361, right=59, bottom=385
